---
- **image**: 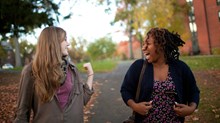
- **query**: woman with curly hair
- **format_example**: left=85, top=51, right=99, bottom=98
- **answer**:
left=14, top=26, right=94, bottom=123
left=121, top=27, right=200, bottom=123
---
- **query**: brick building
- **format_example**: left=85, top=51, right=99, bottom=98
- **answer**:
left=181, top=0, right=220, bottom=55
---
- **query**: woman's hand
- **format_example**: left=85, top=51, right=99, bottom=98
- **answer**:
left=83, top=62, right=94, bottom=90
left=173, top=102, right=197, bottom=117
left=128, top=100, right=153, bottom=116
left=83, top=62, right=94, bottom=76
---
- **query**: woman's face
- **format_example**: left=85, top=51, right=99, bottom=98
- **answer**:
left=142, top=35, right=164, bottom=63
left=61, top=37, right=70, bottom=56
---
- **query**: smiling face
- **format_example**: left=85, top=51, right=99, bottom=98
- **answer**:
left=61, top=37, right=70, bottom=56
left=142, top=34, right=165, bottom=63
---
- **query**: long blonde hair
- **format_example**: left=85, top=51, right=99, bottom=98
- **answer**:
left=32, top=26, right=66, bottom=103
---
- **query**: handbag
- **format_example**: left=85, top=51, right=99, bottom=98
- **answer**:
left=123, top=59, right=147, bottom=123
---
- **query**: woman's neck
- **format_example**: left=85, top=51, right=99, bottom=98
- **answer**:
left=153, top=57, right=167, bottom=68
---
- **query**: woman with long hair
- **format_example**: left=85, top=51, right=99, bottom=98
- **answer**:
left=14, top=26, right=94, bottom=123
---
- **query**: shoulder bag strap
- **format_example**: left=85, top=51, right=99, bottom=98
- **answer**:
left=132, top=59, right=147, bottom=116
left=135, top=59, right=147, bottom=102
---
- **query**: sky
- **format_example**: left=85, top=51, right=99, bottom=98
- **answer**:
left=25, top=0, right=128, bottom=44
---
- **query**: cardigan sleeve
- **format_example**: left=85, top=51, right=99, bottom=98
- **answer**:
left=14, top=64, right=34, bottom=123
left=181, top=61, right=200, bottom=107
left=120, top=59, right=143, bottom=105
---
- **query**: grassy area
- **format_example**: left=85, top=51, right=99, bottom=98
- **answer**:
left=180, top=55, right=220, bottom=122
left=180, top=55, right=220, bottom=71
left=191, top=70, right=220, bottom=123
left=76, top=55, right=220, bottom=73
left=7, top=59, right=118, bottom=73
left=76, top=59, right=118, bottom=73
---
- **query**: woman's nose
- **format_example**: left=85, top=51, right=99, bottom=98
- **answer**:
left=142, top=44, right=147, bottom=50
left=67, top=41, right=70, bottom=46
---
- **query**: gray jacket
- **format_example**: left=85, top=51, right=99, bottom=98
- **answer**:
left=14, top=62, right=94, bottom=123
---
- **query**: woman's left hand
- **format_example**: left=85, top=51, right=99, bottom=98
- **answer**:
left=83, top=62, right=94, bottom=76
left=173, top=102, right=197, bottom=117
left=83, top=62, right=94, bottom=90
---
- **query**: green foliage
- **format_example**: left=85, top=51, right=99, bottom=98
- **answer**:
left=76, top=59, right=118, bottom=73
left=0, top=0, right=72, bottom=67
left=180, top=55, right=220, bottom=71
left=19, top=40, right=35, bottom=56
left=87, top=37, right=116, bottom=60
left=0, top=0, right=62, bottom=38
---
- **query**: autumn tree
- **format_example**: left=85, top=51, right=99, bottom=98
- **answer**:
left=68, top=37, right=89, bottom=63
left=99, top=0, right=190, bottom=58
left=144, top=0, right=189, bottom=39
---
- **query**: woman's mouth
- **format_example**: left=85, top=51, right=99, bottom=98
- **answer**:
left=145, top=53, right=150, bottom=59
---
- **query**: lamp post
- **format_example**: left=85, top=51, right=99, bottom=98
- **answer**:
left=188, top=0, right=200, bottom=55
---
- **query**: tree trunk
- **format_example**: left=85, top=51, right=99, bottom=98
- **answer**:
left=129, top=30, right=134, bottom=60
left=13, top=36, right=22, bottom=67
left=137, top=32, right=144, bottom=59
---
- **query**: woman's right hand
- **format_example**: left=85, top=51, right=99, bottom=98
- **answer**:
left=128, top=100, right=153, bottom=115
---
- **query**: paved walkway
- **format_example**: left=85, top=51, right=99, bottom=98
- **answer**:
left=88, top=60, right=134, bottom=123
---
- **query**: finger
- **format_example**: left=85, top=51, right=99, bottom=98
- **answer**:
left=146, top=105, right=153, bottom=111
left=83, top=63, right=93, bottom=72
left=173, top=105, right=180, bottom=112
left=175, top=103, right=185, bottom=108
left=83, top=62, right=91, bottom=67
left=83, top=64, right=88, bottom=69
left=140, top=102, right=148, bottom=105
left=173, top=105, right=176, bottom=110
left=146, top=101, right=153, bottom=106
left=145, top=110, right=149, bottom=115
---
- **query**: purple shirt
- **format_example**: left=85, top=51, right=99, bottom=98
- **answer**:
left=56, top=68, right=73, bottom=109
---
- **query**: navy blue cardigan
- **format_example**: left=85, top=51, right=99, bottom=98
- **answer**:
left=120, top=59, right=200, bottom=123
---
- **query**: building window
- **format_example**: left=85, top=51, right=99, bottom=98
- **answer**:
left=219, top=11, right=220, bottom=21
left=217, top=0, right=220, bottom=5
left=189, top=22, right=197, bottom=32
left=186, top=0, right=193, bottom=3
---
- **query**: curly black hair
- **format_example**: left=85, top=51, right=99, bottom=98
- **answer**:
left=146, top=27, right=185, bottom=63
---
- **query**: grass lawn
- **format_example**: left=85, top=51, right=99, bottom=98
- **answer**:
left=180, top=55, right=220, bottom=123
left=76, top=59, right=118, bottom=73
left=180, top=55, right=220, bottom=71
